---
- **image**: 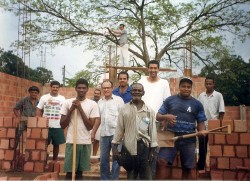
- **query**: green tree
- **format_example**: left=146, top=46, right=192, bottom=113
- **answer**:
left=3, top=0, right=250, bottom=70
left=0, top=49, right=54, bottom=84
left=199, top=55, right=250, bottom=106
left=65, top=61, right=101, bottom=87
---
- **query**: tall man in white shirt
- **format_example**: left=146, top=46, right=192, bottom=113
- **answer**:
left=197, top=76, right=225, bottom=171
left=138, top=60, right=171, bottom=178
left=36, top=81, right=66, bottom=161
left=99, top=80, right=124, bottom=180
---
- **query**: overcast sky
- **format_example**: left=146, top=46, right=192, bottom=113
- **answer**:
left=1, top=8, right=250, bottom=82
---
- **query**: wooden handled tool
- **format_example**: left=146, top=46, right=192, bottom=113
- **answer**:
left=163, top=125, right=231, bottom=147
left=72, top=109, right=78, bottom=181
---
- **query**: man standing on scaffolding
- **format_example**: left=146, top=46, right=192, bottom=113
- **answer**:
left=13, top=86, right=40, bottom=148
left=111, top=24, right=129, bottom=67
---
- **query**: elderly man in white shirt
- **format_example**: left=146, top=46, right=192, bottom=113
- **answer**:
left=99, top=80, right=124, bottom=180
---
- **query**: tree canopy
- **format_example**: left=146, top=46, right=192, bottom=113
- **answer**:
left=3, top=0, right=250, bottom=71
left=199, top=55, right=250, bottom=106
left=0, top=49, right=53, bottom=85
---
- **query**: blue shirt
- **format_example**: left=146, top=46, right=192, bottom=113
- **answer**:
left=158, top=94, right=206, bottom=142
left=112, top=86, right=132, bottom=103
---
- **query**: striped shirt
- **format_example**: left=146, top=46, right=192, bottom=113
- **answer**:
left=112, top=102, right=158, bottom=155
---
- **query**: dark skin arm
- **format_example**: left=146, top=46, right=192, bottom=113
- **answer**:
left=219, top=112, right=225, bottom=121
left=91, top=117, right=101, bottom=142
left=60, top=99, right=94, bottom=130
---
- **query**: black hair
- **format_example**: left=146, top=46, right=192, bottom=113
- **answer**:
left=179, top=77, right=193, bottom=86
left=120, top=24, right=125, bottom=27
left=131, top=82, right=144, bottom=91
left=148, top=60, right=160, bottom=68
left=75, top=78, right=89, bottom=88
left=50, top=80, right=60, bottom=87
left=118, top=71, right=129, bottom=79
left=205, top=75, right=215, bottom=83
left=101, top=80, right=113, bottom=88
left=28, top=86, right=40, bottom=93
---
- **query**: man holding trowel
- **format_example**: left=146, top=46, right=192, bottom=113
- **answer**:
left=156, top=77, right=207, bottom=180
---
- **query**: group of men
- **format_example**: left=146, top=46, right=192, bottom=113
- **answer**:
left=13, top=60, right=225, bottom=180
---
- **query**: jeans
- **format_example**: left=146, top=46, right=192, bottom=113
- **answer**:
left=100, top=135, right=120, bottom=180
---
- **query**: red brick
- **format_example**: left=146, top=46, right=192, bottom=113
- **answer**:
left=0, top=117, right=3, bottom=127
left=41, top=129, right=48, bottom=139
left=7, top=177, right=22, bottom=180
left=234, top=120, right=248, bottom=132
left=171, top=168, right=182, bottom=179
left=12, top=117, right=19, bottom=127
left=240, top=133, right=250, bottom=145
left=235, top=146, right=248, bottom=158
left=36, top=140, right=47, bottom=150
left=40, top=151, right=47, bottom=161
left=223, top=145, right=235, bottom=157
left=27, top=117, right=37, bottom=128
left=230, top=158, right=243, bottom=169
left=0, top=139, right=9, bottom=149
left=25, top=151, right=30, bottom=161
left=1, top=161, right=11, bottom=170
left=244, top=159, right=250, bottom=167
left=4, top=150, right=14, bottom=161
left=208, top=120, right=221, bottom=130
left=210, top=157, right=217, bottom=170
left=59, top=162, right=64, bottom=173
left=26, top=128, right=31, bottom=138
left=211, top=170, right=223, bottom=180
left=210, top=145, right=222, bottom=157
left=32, top=150, right=40, bottom=161
left=223, top=170, right=236, bottom=180
left=3, top=117, right=13, bottom=127
left=214, top=134, right=226, bottom=144
left=0, top=128, right=7, bottom=138
left=37, top=117, right=48, bottom=128
left=208, top=134, right=214, bottom=145
left=237, top=171, right=250, bottom=181
left=226, top=133, right=239, bottom=144
left=48, top=162, right=54, bottom=172
left=34, top=162, right=45, bottom=173
left=218, top=157, right=229, bottom=169
left=9, top=139, right=15, bottom=149
left=31, top=128, right=41, bottom=139
left=222, top=119, right=234, bottom=132
left=24, top=162, right=34, bottom=172
left=0, top=150, right=4, bottom=160
left=6, top=128, right=16, bottom=138
left=26, top=139, right=36, bottom=149
left=54, top=162, right=60, bottom=173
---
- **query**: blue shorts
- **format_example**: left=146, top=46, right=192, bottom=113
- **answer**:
left=158, top=140, right=196, bottom=169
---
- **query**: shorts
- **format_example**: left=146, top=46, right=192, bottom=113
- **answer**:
left=158, top=140, right=196, bottom=169
left=64, top=144, right=91, bottom=172
left=48, top=128, right=66, bottom=146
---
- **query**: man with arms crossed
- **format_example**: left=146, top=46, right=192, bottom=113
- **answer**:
left=60, top=78, right=100, bottom=180
left=36, top=81, right=65, bottom=161
left=197, top=76, right=225, bottom=171
left=156, top=77, right=207, bottom=179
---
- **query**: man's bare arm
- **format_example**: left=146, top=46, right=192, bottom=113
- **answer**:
left=36, top=108, right=43, bottom=117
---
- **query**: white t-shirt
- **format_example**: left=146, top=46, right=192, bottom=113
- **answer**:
left=138, top=77, right=171, bottom=114
left=198, top=90, right=225, bottom=129
left=61, top=98, right=100, bottom=144
left=37, top=94, right=65, bottom=128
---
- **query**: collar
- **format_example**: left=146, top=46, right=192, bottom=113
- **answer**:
left=101, top=94, right=114, bottom=100
left=129, top=100, right=148, bottom=112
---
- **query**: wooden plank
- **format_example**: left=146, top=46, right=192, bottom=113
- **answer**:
left=100, top=66, right=177, bottom=72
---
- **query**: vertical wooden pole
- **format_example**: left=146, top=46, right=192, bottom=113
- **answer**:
left=72, top=109, right=77, bottom=181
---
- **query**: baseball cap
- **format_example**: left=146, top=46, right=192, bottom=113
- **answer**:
left=28, top=86, right=40, bottom=93
left=179, top=77, right=193, bottom=85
